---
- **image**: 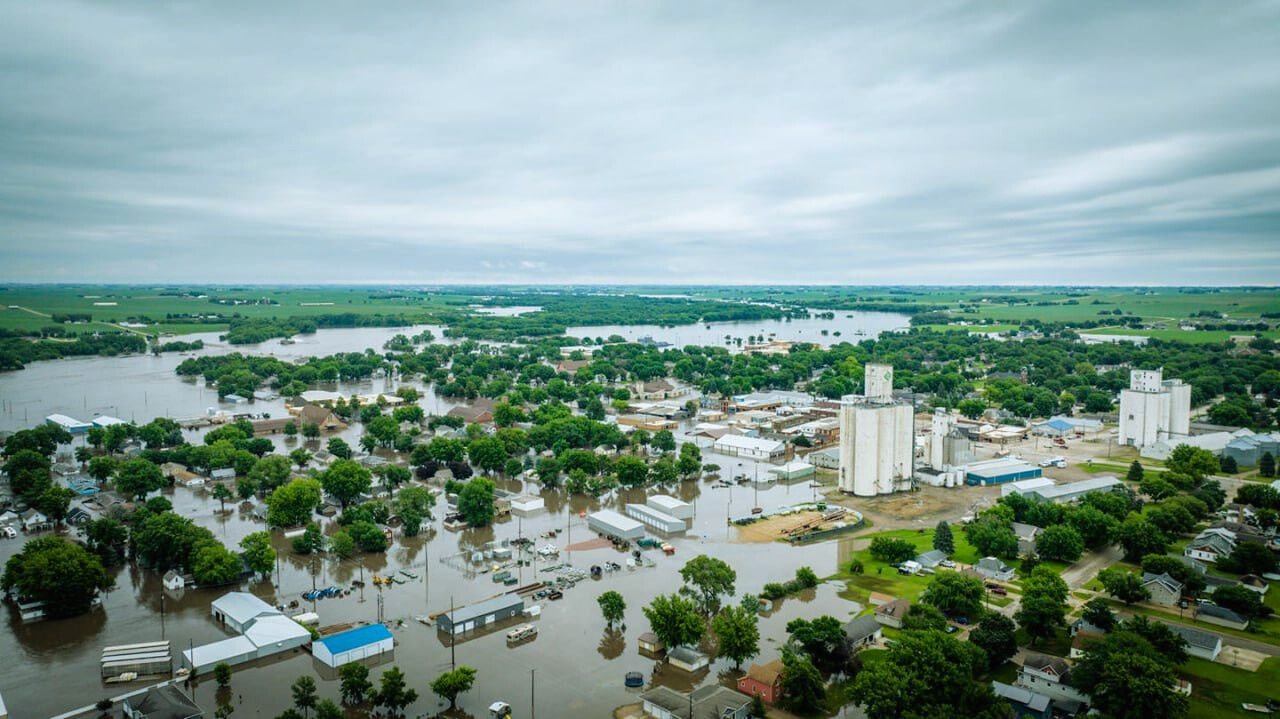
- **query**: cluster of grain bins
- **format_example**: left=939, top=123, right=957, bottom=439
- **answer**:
left=623, top=495, right=693, bottom=534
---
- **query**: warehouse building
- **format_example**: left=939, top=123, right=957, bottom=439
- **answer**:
left=712, top=434, right=786, bottom=459
left=313, top=624, right=395, bottom=668
left=1027, top=476, right=1122, bottom=504
left=586, top=508, right=646, bottom=541
left=45, top=413, right=92, bottom=434
left=647, top=495, right=693, bottom=520
left=962, top=457, right=1042, bottom=486
left=436, top=595, right=525, bottom=636
left=625, top=503, right=687, bottom=534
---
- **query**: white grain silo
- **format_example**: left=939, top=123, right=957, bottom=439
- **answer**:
left=837, top=364, right=914, bottom=497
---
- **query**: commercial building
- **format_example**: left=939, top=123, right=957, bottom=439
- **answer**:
left=312, top=624, right=395, bottom=668
left=586, top=508, right=646, bottom=541
left=45, top=414, right=92, bottom=434
left=625, top=503, right=687, bottom=534
left=182, top=594, right=310, bottom=673
left=1025, top=476, right=1123, bottom=504
left=768, top=461, right=815, bottom=481
left=712, top=434, right=786, bottom=459
left=1223, top=433, right=1280, bottom=468
left=647, top=495, right=693, bottom=520
left=1119, top=369, right=1191, bottom=449
left=211, top=592, right=280, bottom=633
left=837, top=364, right=913, bottom=496
left=436, top=595, right=525, bottom=636
left=962, top=457, right=1042, bottom=486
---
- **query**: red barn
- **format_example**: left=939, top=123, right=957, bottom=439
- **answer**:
left=737, top=659, right=784, bottom=705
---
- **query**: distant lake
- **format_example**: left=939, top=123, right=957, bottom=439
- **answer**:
left=566, top=309, right=909, bottom=348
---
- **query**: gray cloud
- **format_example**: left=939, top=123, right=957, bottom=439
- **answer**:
left=1, top=0, right=1278, bottom=284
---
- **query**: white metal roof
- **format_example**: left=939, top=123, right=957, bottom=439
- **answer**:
left=244, top=615, right=310, bottom=647
left=183, top=636, right=257, bottom=667
left=212, top=592, right=280, bottom=625
left=713, top=434, right=784, bottom=452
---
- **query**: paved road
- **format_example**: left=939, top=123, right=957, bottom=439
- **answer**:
left=1110, top=608, right=1280, bottom=657
left=1061, top=547, right=1123, bottom=590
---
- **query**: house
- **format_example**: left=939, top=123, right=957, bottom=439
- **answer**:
left=634, top=379, right=686, bottom=401
left=1195, top=604, right=1249, bottom=630
left=1239, top=574, right=1270, bottom=595
left=211, top=592, right=281, bottom=633
left=1184, top=528, right=1236, bottom=563
left=556, top=359, right=591, bottom=374
left=446, top=400, right=495, bottom=425
left=992, top=681, right=1052, bottom=719
left=1069, top=617, right=1108, bottom=637
left=974, top=557, right=1015, bottom=582
left=1016, top=654, right=1090, bottom=706
left=1069, top=631, right=1105, bottom=659
left=1012, top=523, right=1041, bottom=555
left=295, top=404, right=348, bottom=432
left=915, top=549, right=949, bottom=568
left=843, top=615, right=882, bottom=650
left=1167, top=624, right=1223, bottom=661
left=638, top=631, right=665, bottom=656
left=313, top=623, right=395, bottom=668
left=163, top=570, right=187, bottom=591
left=875, top=598, right=911, bottom=629
left=641, top=685, right=751, bottom=719
left=66, top=506, right=93, bottom=525
left=668, top=645, right=711, bottom=673
left=20, top=509, right=51, bottom=532
left=737, top=659, right=784, bottom=705
left=122, top=684, right=203, bottom=719
left=210, top=467, right=236, bottom=482
left=1141, top=572, right=1184, bottom=607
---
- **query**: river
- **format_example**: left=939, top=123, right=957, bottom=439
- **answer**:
left=566, top=309, right=909, bottom=347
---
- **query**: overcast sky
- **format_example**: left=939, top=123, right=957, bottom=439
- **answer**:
left=1, top=1, right=1278, bottom=285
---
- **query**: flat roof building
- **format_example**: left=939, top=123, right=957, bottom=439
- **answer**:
left=625, top=503, right=687, bottom=534
left=587, top=508, right=646, bottom=540
left=963, top=457, right=1042, bottom=486
left=313, top=623, right=394, bottom=668
left=436, top=595, right=525, bottom=636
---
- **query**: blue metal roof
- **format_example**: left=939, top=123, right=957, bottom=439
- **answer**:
left=1043, top=419, right=1074, bottom=431
left=318, top=623, right=392, bottom=654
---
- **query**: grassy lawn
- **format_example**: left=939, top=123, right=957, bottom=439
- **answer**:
left=832, top=527, right=980, bottom=605
left=1015, top=627, right=1072, bottom=657
left=1183, top=657, right=1280, bottom=719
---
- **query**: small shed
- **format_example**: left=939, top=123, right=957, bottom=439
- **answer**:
left=313, top=624, right=394, bottom=668
left=638, top=631, right=665, bottom=656
left=668, top=645, right=710, bottom=673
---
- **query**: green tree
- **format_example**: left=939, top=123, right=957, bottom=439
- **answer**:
left=339, top=662, right=373, bottom=705
left=114, top=458, right=165, bottom=500
left=291, top=676, right=318, bottom=718
left=1067, top=505, right=1118, bottom=550
left=211, top=482, right=234, bottom=513
left=1072, top=631, right=1189, bottom=719
left=248, top=454, right=293, bottom=493
left=966, top=516, right=1019, bottom=559
left=430, top=666, right=476, bottom=709
left=326, top=438, right=352, bottom=459
left=320, top=459, right=372, bottom=508
left=643, top=593, right=705, bottom=649
left=779, top=647, right=826, bottom=715
left=313, top=701, right=341, bottom=719
left=302, top=422, right=321, bottom=440
left=373, top=666, right=417, bottom=715
left=191, top=541, right=242, bottom=586
left=87, top=455, right=119, bottom=482
left=969, top=614, right=1017, bottom=668
left=1082, top=597, right=1117, bottom=630
left=1117, top=514, right=1169, bottom=561
left=1211, top=584, right=1272, bottom=619
left=851, top=630, right=999, bottom=718
left=458, top=477, right=496, bottom=527
left=1016, top=567, right=1069, bottom=645
left=598, top=590, right=626, bottom=628
left=869, top=536, right=917, bottom=565
left=37, top=485, right=75, bottom=524
left=933, top=521, right=955, bottom=554
left=677, top=442, right=702, bottom=477
left=1166, top=444, right=1220, bottom=480
left=1127, top=460, right=1144, bottom=483
left=1261, top=452, right=1276, bottom=478
left=1035, top=524, right=1084, bottom=562
left=214, top=662, right=232, bottom=688
left=348, top=520, right=388, bottom=552
left=652, top=429, right=676, bottom=453
left=1219, top=541, right=1279, bottom=575
left=265, top=478, right=323, bottom=528
left=1, top=536, right=113, bottom=617
left=711, top=605, right=760, bottom=669
left=920, top=572, right=985, bottom=619
left=330, top=530, right=355, bottom=559
left=239, top=531, right=276, bottom=578
left=902, top=603, right=948, bottom=632
left=613, top=455, right=649, bottom=487
left=679, top=554, right=737, bottom=615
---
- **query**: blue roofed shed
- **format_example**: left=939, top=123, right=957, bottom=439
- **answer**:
left=313, top=624, right=394, bottom=668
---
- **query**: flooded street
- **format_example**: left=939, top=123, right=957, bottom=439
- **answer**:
left=1, top=461, right=864, bottom=718
left=0, top=317, right=913, bottom=717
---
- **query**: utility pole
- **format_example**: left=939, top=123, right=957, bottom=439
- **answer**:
left=450, top=594, right=456, bottom=670
left=530, top=668, right=536, bottom=719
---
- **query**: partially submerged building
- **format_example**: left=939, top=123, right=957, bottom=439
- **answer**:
left=436, top=595, right=525, bottom=636
left=313, top=624, right=395, bottom=668
left=586, top=508, right=645, bottom=541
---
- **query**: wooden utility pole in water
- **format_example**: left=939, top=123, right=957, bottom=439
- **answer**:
left=531, top=668, right=536, bottom=719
